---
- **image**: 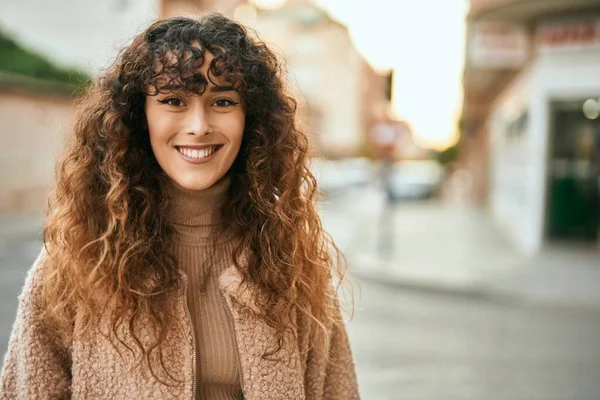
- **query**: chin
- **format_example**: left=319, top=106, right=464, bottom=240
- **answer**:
left=182, top=181, right=214, bottom=191
left=173, top=175, right=216, bottom=191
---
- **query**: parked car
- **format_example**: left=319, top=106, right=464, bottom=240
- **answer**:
left=311, top=157, right=374, bottom=193
left=386, top=160, right=444, bottom=201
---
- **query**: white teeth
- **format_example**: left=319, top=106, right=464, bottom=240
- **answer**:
left=178, top=146, right=217, bottom=159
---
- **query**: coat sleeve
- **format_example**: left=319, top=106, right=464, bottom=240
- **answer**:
left=304, top=292, right=360, bottom=400
left=0, top=250, right=72, bottom=399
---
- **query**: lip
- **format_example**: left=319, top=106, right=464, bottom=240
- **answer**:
left=176, top=144, right=222, bottom=150
left=175, top=144, right=223, bottom=164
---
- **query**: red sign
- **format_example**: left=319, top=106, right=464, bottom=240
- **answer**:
left=537, top=20, right=600, bottom=51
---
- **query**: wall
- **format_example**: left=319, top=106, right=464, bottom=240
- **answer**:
left=490, top=47, right=600, bottom=253
left=489, top=64, right=533, bottom=252
left=161, top=0, right=243, bottom=18
left=0, top=91, right=73, bottom=213
left=253, top=6, right=365, bottom=158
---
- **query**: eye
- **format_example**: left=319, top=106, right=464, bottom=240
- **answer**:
left=158, top=97, right=184, bottom=107
left=213, top=98, right=238, bottom=108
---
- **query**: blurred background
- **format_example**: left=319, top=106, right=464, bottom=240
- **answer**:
left=1, top=0, right=600, bottom=398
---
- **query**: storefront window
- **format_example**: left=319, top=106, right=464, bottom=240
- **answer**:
left=548, top=100, right=600, bottom=241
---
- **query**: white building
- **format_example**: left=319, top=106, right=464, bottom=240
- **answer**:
left=489, top=18, right=600, bottom=253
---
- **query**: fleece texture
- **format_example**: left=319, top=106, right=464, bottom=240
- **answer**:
left=0, top=251, right=359, bottom=399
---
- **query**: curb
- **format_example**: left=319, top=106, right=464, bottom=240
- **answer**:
left=348, top=254, right=600, bottom=313
left=349, top=263, right=492, bottom=300
left=346, top=250, right=493, bottom=299
left=0, top=215, right=43, bottom=241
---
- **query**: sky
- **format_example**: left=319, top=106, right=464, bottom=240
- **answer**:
left=253, top=0, right=469, bottom=149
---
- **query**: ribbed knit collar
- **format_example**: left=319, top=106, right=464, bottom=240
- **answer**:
left=166, top=175, right=231, bottom=244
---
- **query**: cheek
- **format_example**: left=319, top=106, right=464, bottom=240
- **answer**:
left=228, top=114, right=245, bottom=148
left=147, top=123, right=163, bottom=156
left=145, top=111, right=174, bottom=166
left=146, top=110, right=173, bottom=145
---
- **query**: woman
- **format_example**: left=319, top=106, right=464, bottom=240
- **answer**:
left=0, top=13, right=358, bottom=400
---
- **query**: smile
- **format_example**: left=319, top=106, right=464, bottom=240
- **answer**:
left=176, top=145, right=223, bottom=164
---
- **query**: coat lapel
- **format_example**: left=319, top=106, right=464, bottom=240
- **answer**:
left=218, top=267, right=305, bottom=400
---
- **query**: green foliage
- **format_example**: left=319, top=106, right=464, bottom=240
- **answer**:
left=0, top=30, right=90, bottom=88
left=435, top=143, right=459, bottom=166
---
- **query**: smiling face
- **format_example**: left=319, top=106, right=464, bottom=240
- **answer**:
left=145, top=50, right=245, bottom=191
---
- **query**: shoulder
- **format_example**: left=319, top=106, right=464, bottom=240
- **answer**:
left=19, top=248, right=48, bottom=302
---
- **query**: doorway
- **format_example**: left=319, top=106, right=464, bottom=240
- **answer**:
left=547, top=100, right=600, bottom=242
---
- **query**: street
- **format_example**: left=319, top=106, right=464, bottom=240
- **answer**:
left=1, top=190, right=600, bottom=399
left=321, top=185, right=600, bottom=400
left=348, top=277, right=600, bottom=400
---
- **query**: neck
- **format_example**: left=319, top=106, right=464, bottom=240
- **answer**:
left=166, top=176, right=231, bottom=244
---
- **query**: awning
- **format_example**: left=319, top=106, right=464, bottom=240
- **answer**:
left=470, top=0, right=600, bottom=22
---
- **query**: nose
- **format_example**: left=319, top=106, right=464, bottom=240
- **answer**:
left=184, top=107, right=211, bottom=136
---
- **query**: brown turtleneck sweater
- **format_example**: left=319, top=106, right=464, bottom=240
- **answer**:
left=167, top=176, right=243, bottom=400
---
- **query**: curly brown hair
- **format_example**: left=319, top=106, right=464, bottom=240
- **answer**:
left=40, top=13, right=348, bottom=380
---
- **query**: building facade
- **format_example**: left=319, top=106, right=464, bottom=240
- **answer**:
left=0, top=85, right=72, bottom=213
left=462, top=0, right=600, bottom=253
left=245, top=0, right=387, bottom=158
left=160, top=0, right=245, bottom=18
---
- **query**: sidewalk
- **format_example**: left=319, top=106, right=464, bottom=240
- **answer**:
left=0, top=213, right=43, bottom=242
left=343, top=194, right=600, bottom=310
